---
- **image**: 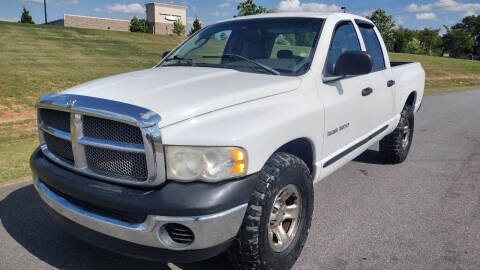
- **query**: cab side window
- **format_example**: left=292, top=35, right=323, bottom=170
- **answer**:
left=358, top=24, right=385, bottom=71
left=325, top=22, right=361, bottom=76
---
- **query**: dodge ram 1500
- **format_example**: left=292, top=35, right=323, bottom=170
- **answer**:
left=31, top=12, right=424, bottom=269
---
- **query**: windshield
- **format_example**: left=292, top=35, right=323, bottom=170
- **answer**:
left=158, top=18, right=325, bottom=76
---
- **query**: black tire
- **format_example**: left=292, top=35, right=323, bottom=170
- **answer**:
left=227, top=152, right=314, bottom=270
left=379, top=105, right=414, bottom=163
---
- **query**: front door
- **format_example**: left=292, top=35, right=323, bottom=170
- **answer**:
left=321, top=21, right=372, bottom=160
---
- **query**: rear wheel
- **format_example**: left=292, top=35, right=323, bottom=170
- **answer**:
left=228, top=152, right=313, bottom=270
left=379, top=105, right=414, bottom=163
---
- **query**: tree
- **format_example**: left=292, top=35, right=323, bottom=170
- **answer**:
left=452, top=15, right=480, bottom=54
left=417, top=28, right=442, bottom=55
left=236, top=0, right=274, bottom=17
left=366, top=9, right=395, bottom=51
left=405, top=38, right=423, bottom=54
left=392, top=28, right=416, bottom=53
left=129, top=16, right=147, bottom=33
left=442, top=26, right=474, bottom=58
left=20, top=6, right=34, bottom=24
left=189, top=16, right=202, bottom=36
left=296, top=32, right=316, bottom=47
left=173, top=19, right=185, bottom=36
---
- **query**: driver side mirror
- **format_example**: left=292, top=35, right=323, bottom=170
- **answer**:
left=162, top=51, right=171, bottom=59
left=324, top=51, right=373, bottom=82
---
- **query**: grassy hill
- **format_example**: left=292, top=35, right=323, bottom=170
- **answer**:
left=0, top=21, right=479, bottom=184
left=0, top=22, right=184, bottom=184
left=390, top=53, right=480, bottom=94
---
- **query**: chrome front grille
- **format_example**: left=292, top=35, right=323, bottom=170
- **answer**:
left=36, top=94, right=164, bottom=187
left=43, top=132, right=74, bottom=163
left=85, top=146, right=148, bottom=180
left=39, top=109, right=70, bottom=132
left=83, top=116, right=144, bottom=144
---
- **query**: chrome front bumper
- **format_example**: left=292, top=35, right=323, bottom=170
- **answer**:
left=33, top=177, right=247, bottom=251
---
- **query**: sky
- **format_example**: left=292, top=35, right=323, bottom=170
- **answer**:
left=1, top=0, right=479, bottom=31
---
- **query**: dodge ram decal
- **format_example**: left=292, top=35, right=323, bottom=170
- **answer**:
left=327, top=123, right=350, bottom=137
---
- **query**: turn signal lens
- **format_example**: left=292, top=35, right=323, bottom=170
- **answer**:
left=230, top=149, right=246, bottom=175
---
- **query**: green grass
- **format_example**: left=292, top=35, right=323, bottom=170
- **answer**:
left=0, top=21, right=184, bottom=111
left=0, top=21, right=479, bottom=184
left=0, top=137, right=38, bottom=184
left=0, top=119, right=38, bottom=183
left=389, top=52, right=480, bottom=94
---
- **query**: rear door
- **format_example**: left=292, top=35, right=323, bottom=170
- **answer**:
left=321, top=21, right=372, bottom=160
left=355, top=21, right=396, bottom=130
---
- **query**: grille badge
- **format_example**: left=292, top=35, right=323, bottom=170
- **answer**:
left=66, top=99, right=77, bottom=108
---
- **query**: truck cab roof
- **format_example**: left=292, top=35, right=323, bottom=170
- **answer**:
left=222, top=12, right=373, bottom=24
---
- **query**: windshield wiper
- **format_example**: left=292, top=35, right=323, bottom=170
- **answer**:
left=164, top=55, right=194, bottom=66
left=202, top=54, right=280, bottom=75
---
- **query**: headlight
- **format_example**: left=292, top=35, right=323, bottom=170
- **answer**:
left=165, top=146, right=247, bottom=182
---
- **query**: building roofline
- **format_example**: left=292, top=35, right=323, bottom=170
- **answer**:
left=146, top=2, right=187, bottom=9
left=63, top=14, right=131, bottom=22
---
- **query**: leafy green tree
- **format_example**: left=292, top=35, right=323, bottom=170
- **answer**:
left=452, top=15, right=480, bottom=54
left=173, top=19, right=185, bottom=36
left=405, top=38, right=423, bottom=54
left=392, top=28, right=416, bottom=53
left=296, top=32, right=316, bottom=47
left=129, top=16, right=147, bottom=33
left=442, top=26, right=474, bottom=58
left=236, top=0, right=274, bottom=17
left=417, top=28, right=442, bottom=55
left=20, top=6, right=34, bottom=24
left=366, top=9, right=395, bottom=51
left=189, top=16, right=202, bottom=36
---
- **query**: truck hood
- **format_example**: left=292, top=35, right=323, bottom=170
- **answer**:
left=63, top=67, right=301, bottom=127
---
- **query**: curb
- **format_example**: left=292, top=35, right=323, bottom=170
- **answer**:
left=0, top=178, right=31, bottom=188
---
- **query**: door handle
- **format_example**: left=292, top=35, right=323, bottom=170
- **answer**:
left=362, top=87, right=373, bottom=96
left=387, top=80, right=395, bottom=87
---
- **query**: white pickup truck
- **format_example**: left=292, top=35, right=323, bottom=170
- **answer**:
left=31, top=12, right=424, bottom=269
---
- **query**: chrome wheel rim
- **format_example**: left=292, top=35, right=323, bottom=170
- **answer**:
left=268, top=184, right=302, bottom=252
left=402, top=122, right=410, bottom=149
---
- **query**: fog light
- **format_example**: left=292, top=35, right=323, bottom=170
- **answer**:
left=158, top=223, right=194, bottom=249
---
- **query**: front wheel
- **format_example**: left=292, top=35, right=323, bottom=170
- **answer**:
left=228, top=152, right=314, bottom=270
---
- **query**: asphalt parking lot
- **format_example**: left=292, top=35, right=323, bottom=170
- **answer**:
left=1, top=89, right=479, bottom=270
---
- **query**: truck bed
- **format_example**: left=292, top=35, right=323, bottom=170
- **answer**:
left=390, top=61, right=425, bottom=113
left=391, top=61, right=414, bottom=67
